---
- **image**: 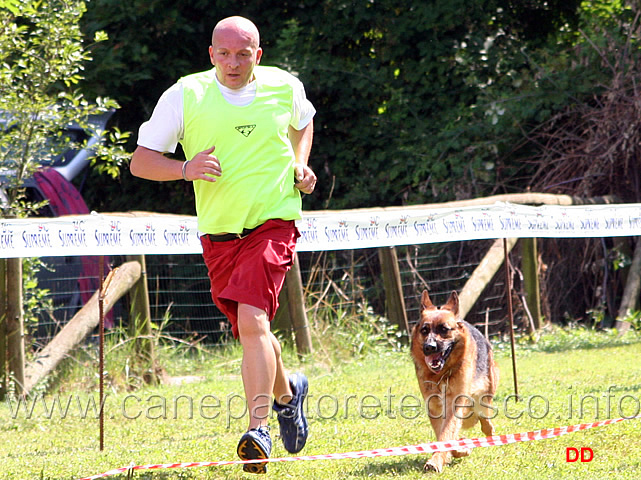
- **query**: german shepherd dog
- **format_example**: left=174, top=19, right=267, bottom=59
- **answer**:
left=410, top=290, right=499, bottom=472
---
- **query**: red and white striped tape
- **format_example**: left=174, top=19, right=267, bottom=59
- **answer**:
left=77, top=415, right=639, bottom=480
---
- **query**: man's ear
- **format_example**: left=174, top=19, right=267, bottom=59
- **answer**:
left=255, top=46, right=263, bottom=65
left=209, top=45, right=215, bottom=66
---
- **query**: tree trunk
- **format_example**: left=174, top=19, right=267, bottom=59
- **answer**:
left=286, top=254, right=313, bottom=356
left=0, top=259, right=6, bottom=400
left=378, top=246, right=409, bottom=336
left=23, top=261, right=142, bottom=395
left=6, top=258, right=25, bottom=395
left=615, top=237, right=641, bottom=334
left=126, top=254, right=157, bottom=383
left=521, top=237, right=542, bottom=331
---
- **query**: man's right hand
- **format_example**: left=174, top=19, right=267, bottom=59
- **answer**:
left=130, top=145, right=222, bottom=183
left=184, top=145, right=222, bottom=182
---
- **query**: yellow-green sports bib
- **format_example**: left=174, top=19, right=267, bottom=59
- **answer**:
left=180, top=66, right=302, bottom=234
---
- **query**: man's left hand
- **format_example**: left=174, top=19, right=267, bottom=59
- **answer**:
left=294, top=164, right=317, bottom=194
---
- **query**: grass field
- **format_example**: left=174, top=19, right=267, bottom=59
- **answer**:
left=1, top=327, right=641, bottom=479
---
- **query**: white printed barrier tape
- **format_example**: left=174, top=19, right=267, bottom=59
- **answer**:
left=77, top=415, right=639, bottom=479
left=2, top=202, right=641, bottom=258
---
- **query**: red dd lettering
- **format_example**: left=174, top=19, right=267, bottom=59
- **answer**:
left=566, top=447, right=579, bottom=462
left=566, top=447, right=594, bottom=463
left=581, top=447, right=594, bottom=462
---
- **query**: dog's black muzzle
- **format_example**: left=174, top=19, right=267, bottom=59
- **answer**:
left=423, top=337, right=440, bottom=355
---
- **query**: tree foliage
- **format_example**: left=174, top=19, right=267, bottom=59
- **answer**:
left=0, top=0, right=128, bottom=216
left=79, top=0, right=586, bottom=212
left=75, top=0, right=641, bottom=329
left=525, top=4, right=641, bottom=201
left=0, top=0, right=134, bottom=338
left=511, top=2, right=641, bottom=326
left=3, top=0, right=638, bottom=329
left=80, top=0, right=300, bottom=213
left=76, top=1, right=637, bottom=211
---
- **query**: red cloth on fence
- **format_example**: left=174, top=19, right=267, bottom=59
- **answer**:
left=33, top=168, right=113, bottom=328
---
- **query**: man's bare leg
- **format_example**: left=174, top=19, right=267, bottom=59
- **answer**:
left=271, top=331, right=293, bottom=405
left=237, top=303, right=292, bottom=429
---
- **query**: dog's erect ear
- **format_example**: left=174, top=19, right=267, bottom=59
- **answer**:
left=442, top=291, right=460, bottom=316
left=421, top=290, right=436, bottom=310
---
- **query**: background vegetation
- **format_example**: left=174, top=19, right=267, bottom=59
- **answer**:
left=2, top=4, right=641, bottom=476
left=77, top=0, right=641, bottom=212
left=68, top=0, right=641, bottom=328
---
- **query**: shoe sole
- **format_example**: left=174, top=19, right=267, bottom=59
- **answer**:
left=237, top=435, right=269, bottom=474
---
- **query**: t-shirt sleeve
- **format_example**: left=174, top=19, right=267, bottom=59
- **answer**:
left=290, top=78, right=316, bottom=131
left=137, top=83, right=184, bottom=154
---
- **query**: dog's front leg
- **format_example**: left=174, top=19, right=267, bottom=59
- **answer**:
left=478, top=396, right=496, bottom=437
left=424, top=409, right=463, bottom=473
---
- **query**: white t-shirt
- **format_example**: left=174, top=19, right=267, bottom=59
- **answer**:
left=137, top=69, right=316, bottom=155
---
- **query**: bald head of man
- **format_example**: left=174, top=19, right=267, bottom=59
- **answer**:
left=209, top=16, right=263, bottom=89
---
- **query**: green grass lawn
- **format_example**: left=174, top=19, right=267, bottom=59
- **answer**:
left=2, top=328, right=641, bottom=479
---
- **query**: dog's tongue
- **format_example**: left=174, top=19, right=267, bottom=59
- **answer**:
left=425, top=353, right=444, bottom=372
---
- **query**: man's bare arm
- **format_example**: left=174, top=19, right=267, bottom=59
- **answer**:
left=130, top=145, right=221, bottom=182
left=289, top=120, right=316, bottom=194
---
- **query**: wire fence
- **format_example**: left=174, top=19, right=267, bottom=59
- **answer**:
left=32, top=239, right=520, bottom=347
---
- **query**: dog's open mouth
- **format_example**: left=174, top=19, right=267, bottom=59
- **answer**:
left=424, top=345, right=453, bottom=373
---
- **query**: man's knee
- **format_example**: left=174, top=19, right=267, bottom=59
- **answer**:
left=237, top=304, right=270, bottom=339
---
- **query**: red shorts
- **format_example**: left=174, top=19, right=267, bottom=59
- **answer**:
left=200, top=219, right=299, bottom=338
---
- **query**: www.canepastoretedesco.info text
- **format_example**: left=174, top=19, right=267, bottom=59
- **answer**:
left=3, top=387, right=640, bottom=425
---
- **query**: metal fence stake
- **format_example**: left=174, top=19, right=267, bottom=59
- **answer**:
left=503, top=238, right=519, bottom=400
left=99, top=255, right=105, bottom=451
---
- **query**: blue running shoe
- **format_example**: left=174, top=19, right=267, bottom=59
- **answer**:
left=272, top=373, right=309, bottom=453
left=237, top=426, right=271, bottom=474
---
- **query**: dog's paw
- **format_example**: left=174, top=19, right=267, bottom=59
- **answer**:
left=451, top=447, right=471, bottom=458
left=424, top=459, right=444, bottom=473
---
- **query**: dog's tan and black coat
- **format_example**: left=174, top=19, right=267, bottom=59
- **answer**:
left=410, top=290, right=499, bottom=472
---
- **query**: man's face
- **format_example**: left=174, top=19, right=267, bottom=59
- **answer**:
left=209, top=26, right=262, bottom=90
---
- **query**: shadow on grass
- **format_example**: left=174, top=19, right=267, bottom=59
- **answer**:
left=127, top=470, right=200, bottom=479
left=508, top=329, right=641, bottom=355
left=583, top=383, right=641, bottom=395
left=354, top=455, right=477, bottom=477
left=351, top=456, right=430, bottom=476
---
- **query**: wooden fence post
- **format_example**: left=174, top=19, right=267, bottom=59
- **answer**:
left=615, top=236, right=641, bottom=334
left=521, top=238, right=542, bottom=331
left=125, top=255, right=157, bottom=383
left=459, top=238, right=518, bottom=319
left=378, top=246, right=409, bottom=337
left=23, top=261, right=143, bottom=395
left=273, top=285, right=291, bottom=331
left=272, top=254, right=313, bottom=356
left=286, top=254, right=312, bottom=356
left=0, top=259, right=6, bottom=400
left=6, top=257, right=25, bottom=395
